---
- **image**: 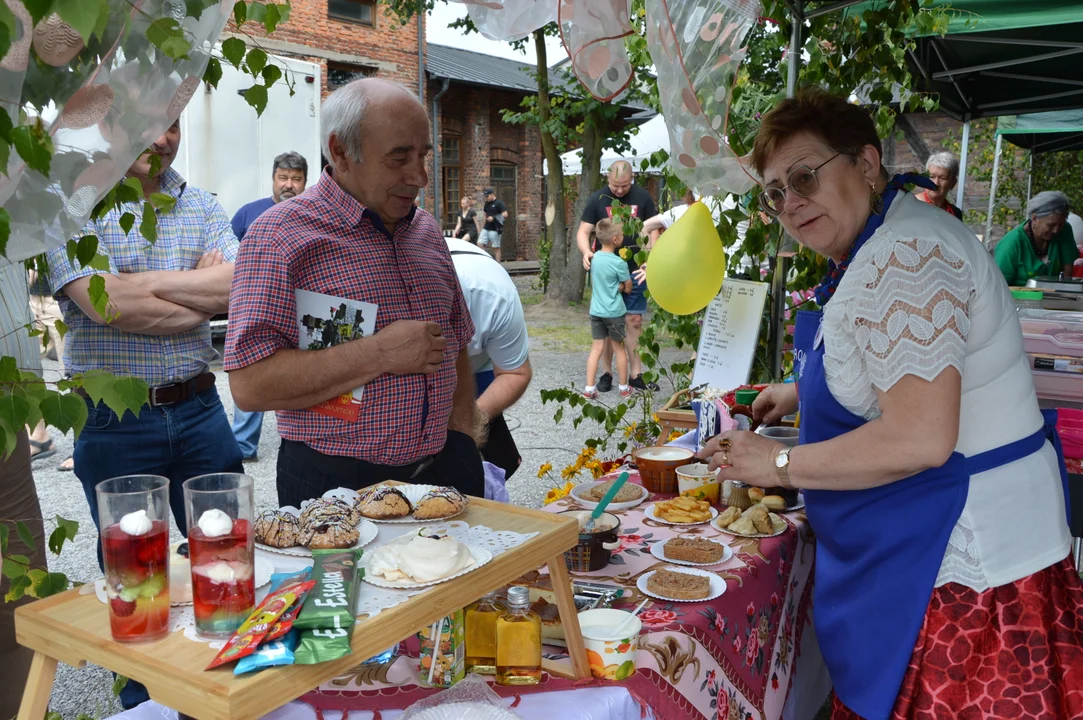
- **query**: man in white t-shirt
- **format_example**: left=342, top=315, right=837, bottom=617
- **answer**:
left=446, top=237, right=532, bottom=479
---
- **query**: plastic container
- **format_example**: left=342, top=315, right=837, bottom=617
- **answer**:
left=1018, top=309, right=1083, bottom=359
left=1030, top=370, right=1083, bottom=403
left=1056, top=408, right=1083, bottom=460
left=1012, top=290, right=1044, bottom=311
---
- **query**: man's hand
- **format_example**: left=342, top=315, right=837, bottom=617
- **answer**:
left=375, top=320, right=447, bottom=375
left=195, top=250, right=225, bottom=269
left=633, top=264, right=647, bottom=284
left=486, top=216, right=493, bottom=222
left=582, top=249, right=594, bottom=271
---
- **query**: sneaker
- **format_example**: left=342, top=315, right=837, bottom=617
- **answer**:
left=597, top=372, right=613, bottom=393
left=619, top=387, right=635, bottom=398
left=630, top=375, right=660, bottom=392
left=583, top=389, right=599, bottom=400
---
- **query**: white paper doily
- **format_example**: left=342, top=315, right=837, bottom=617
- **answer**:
left=256, top=518, right=378, bottom=557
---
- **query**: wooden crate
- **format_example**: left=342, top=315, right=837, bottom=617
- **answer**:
left=16, top=495, right=588, bottom=720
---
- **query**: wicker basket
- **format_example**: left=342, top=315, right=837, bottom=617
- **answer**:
left=632, top=447, right=694, bottom=494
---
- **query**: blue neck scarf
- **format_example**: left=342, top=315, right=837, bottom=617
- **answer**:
left=814, top=173, right=937, bottom=307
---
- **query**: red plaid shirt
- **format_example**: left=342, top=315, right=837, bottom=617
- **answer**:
left=224, top=170, right=474, bottom=465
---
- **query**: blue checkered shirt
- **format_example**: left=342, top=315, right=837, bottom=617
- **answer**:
left=46, top=168, right=238, bottom=386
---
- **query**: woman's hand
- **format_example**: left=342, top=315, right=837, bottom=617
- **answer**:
left=697, top=430, right=786, bottom=488
left=752, top=383, right=798, bottom=426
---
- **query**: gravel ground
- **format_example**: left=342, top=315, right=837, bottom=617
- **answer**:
left=29, top=277, right=690, bottom=718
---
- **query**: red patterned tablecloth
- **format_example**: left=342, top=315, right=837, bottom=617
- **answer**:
left=300, top=471, right=818, bottom=720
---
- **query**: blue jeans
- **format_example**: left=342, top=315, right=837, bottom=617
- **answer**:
left=73, top=385, right=243, bottom=710
left=231, top=407, right=264, bottom=459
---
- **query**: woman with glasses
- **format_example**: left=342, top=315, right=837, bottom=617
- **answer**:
left=700, top=90, right=1082, bottom=720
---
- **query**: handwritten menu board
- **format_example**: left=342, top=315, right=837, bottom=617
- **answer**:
left=691, top=279, right=769, bottom=391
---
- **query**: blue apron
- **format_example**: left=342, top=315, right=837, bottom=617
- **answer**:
left=795, top=318, right=1072, bottom=718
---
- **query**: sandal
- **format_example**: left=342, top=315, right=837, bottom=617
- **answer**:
left=29, top=439, right=57, bottom=463
left=58, top=456, right=74, bottom=472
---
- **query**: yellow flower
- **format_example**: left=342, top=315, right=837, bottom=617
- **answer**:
left=667, top=429, right=685, bottom=443
left=623, top=422, right=639, bottom=439
left=561, top=464, right=578, bottom=480
left=543, top=481, right=577, bottom=505
left=652, top=413, right=660, bottom=424
left=537, top=462, right=553, bottom=479
left=578, top=446, right=596, bottom=461
left=587, top=460, right=604, bottom=479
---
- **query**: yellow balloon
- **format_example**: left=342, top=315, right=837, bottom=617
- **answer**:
left=646, top=201, right=725, bottom=315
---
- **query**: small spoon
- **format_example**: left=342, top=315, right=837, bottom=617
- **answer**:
left=583, top=472, right=630, bottom=533
left=612, top=598, right=650, bottom=636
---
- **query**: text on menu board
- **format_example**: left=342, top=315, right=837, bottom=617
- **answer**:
left=691, top=278, right=769, bottom=391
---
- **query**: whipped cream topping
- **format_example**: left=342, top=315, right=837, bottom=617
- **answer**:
left=197, top=509, right=233, bottom=537
left=118, top=510, right=153, bottom=536
left=368, top=534, right=475, bottom=583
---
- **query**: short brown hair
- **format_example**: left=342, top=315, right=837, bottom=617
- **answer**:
left=751, top=89, right=882, bottom=176
left=595, top=218, right=623, bottom=246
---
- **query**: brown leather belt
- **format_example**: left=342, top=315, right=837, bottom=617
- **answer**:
left=75, top=371, right=215, bottom=407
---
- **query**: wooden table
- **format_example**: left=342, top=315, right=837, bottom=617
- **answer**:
left=15, top=496, right=589, bottom=720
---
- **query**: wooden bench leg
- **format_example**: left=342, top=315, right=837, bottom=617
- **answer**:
left=546, top=555, right=591, bottom=680
left=18, top=652, right=58, bottom=720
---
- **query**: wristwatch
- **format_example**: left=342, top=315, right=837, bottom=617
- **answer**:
left=774, top=447, right=794, bottom=488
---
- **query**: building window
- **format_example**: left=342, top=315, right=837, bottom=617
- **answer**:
left=442, top=135, right=461, bottom=227
left=327, top=62, right=377, bottom=91
left=328, top=0, right=375, bottom=26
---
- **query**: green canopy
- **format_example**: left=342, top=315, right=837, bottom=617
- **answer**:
left=996, top=109, right=1083, bottom=153
left=842, top=0, right=1083, bottom=120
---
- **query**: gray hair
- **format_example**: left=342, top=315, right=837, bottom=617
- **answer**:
left=1027, top=190, right=1071, bottom=219
left=320, top=78, right=418, bottom=165
left=926, top=151, right=959, bottom=178
left=272, top=151, right=308, bottom=180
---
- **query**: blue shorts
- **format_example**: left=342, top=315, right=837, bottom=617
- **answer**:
left=623, top=276, right=647, bottom=314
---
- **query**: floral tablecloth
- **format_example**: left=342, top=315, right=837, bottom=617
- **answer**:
left=299, top=470, right=823, bottom=720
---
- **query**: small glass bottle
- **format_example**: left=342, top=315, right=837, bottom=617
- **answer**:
left=495, top=586, right=542, bottom=685
left=465, top=590, right=503, bottom=675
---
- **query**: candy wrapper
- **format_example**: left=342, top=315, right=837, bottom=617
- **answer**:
left=418, top=609, right=466, bottom=688
left=263, top=569, right=313, bottom=643
left=234, top=630, right=299, bottom=675
left=205, top=579, right=316, bottom=670
left=295, top=615, right=354, bottom=665
left=294, top=548, right=362, bottom=631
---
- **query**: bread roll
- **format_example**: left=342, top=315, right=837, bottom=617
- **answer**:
left=760, top=495, right=786, bottom=511
left=748, top=487, right=765, bottom=502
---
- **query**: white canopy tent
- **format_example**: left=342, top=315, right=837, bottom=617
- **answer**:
left=552, top=114, right=670, bottom=176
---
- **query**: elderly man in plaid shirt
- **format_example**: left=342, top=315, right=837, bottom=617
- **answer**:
left=47, top=119, right=244, bottom=563
left=225, top=78, right=485, bottom=505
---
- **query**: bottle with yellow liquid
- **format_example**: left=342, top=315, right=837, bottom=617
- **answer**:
left=495, top=586, right=541, bottom=685
left=465, top=590, right=503, bottom=675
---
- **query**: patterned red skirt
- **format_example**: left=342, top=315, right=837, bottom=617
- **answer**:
left=832, top=556, right=1083, bottom=720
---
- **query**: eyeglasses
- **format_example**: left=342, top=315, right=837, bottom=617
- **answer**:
left=759, top=153, right=842, bottom=217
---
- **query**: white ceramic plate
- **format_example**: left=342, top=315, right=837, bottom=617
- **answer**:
left=637, top=567, right=726, bottom=603
left=570, top=481, right=649, bottom=511
left=411, top=703, right=521, bottom=720
left=712, top=513, right=788, bottom=538
left=649, top=537, right=733, bottom=567
left=95, top=555, right=275, bottom=607
left=361, top=544, right=492, bottom=590
left=645, top=503, right=719, bottom=526
left=331, top=485, right=470, bottom=524
left=256, top=517, right=378, bottom=557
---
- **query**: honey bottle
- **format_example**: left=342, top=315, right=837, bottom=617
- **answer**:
left=465, top=590, right=503, bottom=675
left=495, top=586, right=541, bottom=685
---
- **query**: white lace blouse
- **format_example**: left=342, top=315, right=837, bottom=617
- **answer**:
left=822, top=193, right=1071, bottom=591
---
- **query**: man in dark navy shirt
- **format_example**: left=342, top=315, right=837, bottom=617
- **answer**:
left=229, top=151, right=308, bottom=459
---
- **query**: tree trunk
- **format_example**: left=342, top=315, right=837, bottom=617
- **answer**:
left=534, top=30, right=570, bottom=304
left=560, top=110, right=605, bottom=303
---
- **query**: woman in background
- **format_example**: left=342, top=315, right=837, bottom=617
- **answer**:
left=994, top=190, right=1076, bottom=286
left=453, top=195, right=479, bottom=243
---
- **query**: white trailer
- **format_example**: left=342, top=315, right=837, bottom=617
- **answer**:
left=173, top=53, right=322, bottom=219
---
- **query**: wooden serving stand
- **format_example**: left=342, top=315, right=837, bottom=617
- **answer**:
left=15, top=494, right=589, bottom=720
left=655, top=387, right=699, bottom=445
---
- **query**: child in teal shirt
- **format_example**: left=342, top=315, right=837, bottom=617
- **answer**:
left=585, top=219, right=633, bottom=398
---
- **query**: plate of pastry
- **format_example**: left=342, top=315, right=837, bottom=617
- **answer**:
left=254, top=494, right=379, bottom=557
left=570, top=479, right=649, bottom=511
left=334, top=483, right=470, bottom=523
left=746, top=487, right=805, bottom=512
left=645, top=496, right=718, bottom=526
left=637, top=567, right=726, bottom=603
left=361, top=531, right=492, bottom=589
left=649, top=536, right=733, bottom=567
left=712, top=504, right=788, bottom=538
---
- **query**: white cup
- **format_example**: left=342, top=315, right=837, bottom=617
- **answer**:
left=579, top=608, right=642, bottom=681
left=756, top=426, right=799, bottom=447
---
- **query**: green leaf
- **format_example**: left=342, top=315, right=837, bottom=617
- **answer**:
left=87, top=253, right=111, bottom=271
left=54, top=0, right=100, bottom=43
left=139, top=205, right=157, bottom=244
left=1, top=554, right=28, bottom=579
left=78, top=371, right=114, bottom=407
left=29, top=571, right=68, bottom=598
left=0, top=393, right=31, bottom=437
left=4, top=573, right=29, bottom=602
left=87, top=274, right=108, bottom=318
left=247, top=2, right=267, bottom=25
left=232, top=0, right=246, bottom=26
left=203, top=57, right=223, bottom=88
left=245, top=48, right=267, bottom=76
left=0, top=356, right=16, bottom=382
left=148, top=192, right=177, bottom=213
left=185, top=0, right=207, bottom=20
left=21, top=0, right=54, bottom=26
left=0, top=523, right=7, bottom=553
left=112, top=675, right=128, bottom=697
left=243, top=85, right=268, bottom=116
left=47, top=526, right=67, bottom=556
left=112, top=376, right=149, bottom=419
left=57, top=515, right=79, bottom=539
left=148, top=153, right=162, bottom=180
left=119, top=212, right=135, bottom=236
left=273, top=1, right=289, bottom=25
left=261, top=64, right=282, bottom=88
left=222, top=37, right=246, bottom=68
left=0, top=207, right=8, bottom=260
left=146, top=17, right=190, bottom=60
left=11, top=125, right=52, bottom=176
left=74, top=234, right=98, bottom=268
left=38, top=391, right=87, bottom=436
left=14, top=521, right=34, bottom=552
left=263, top=2, right=280, bottom=32
left=116, top=176, right=143, bottom=204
